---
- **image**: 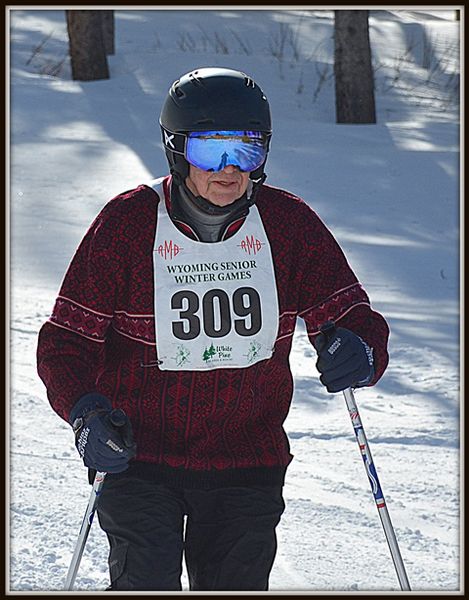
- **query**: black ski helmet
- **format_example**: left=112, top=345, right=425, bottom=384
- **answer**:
left=159, top=67, right=272, bottom=184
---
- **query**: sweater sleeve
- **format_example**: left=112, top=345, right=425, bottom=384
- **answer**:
left=296, top=206, right=390, bottom=385
left=37, top=199, right=128, bottom=422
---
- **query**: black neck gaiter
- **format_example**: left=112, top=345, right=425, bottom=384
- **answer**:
left=170, top=181, right=252, bottom=243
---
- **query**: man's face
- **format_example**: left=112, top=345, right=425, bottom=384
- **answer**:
left=185, top=164, right=250, bottom=207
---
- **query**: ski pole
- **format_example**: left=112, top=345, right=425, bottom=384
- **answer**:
left=343, top=386, right=411, bottom=591
left=64, top=470, right=106, bottom=590
left=316, top=321, right=411, bottom=591
left=64, top=408, right=129, bottom=590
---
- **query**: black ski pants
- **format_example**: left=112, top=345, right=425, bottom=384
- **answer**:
left=97, top=475, right=285, bottom=591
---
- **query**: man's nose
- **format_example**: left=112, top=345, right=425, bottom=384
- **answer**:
left=220, top=164, right=239, bottom=173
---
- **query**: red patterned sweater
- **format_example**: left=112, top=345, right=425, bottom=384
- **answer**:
left=37, top=176, right=390, bottom=487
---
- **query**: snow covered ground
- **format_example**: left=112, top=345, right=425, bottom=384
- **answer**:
left=8, top=8, right=462, bottom=593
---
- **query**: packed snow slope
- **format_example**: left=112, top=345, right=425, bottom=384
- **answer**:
left=8, top=8, right=461, bottom=593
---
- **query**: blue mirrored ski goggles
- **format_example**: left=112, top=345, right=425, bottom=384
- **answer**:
left=185, top=131, right=268, bottom=172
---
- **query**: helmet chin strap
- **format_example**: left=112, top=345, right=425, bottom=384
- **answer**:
left=248, top=172, right=267, bottom=206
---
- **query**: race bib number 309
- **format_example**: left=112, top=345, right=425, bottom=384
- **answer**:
left=171, top=286, right=261, bottom=340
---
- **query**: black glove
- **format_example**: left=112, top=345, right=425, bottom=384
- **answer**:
left=69, top=393, right=136, bottom=473
left=313, top=321, right=375, bottom=393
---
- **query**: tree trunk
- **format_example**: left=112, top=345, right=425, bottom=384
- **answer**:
left=66, top=10, right=109, bottom=81
left=334, top=10, right=376, bottom=124
left=101, top=10, right=115, bottom=55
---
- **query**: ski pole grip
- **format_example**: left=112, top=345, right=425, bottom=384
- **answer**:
left=108, top=408, right=136, bottom=453
left=109, top=408, right=128, bottom=428
left=313, top=320, right=337, bottom=352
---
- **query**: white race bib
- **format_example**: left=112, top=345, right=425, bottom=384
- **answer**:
left=150, top=178, right=279, bottom=371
